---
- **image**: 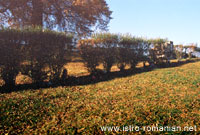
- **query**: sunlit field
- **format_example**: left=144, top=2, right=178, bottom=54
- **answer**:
left=0, top=60, right=200, bottom=134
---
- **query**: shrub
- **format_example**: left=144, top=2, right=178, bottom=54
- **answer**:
left=92, top=33, right=118, bottom=72
left=115, top=47, right=129, bottom=71
left=21, top=28, right=73, bottom=84
left=174, top=45, right=184, bottom=62
left=148, top=38, right=169, bottom=65
left=117, top=35, right=148, bottom=70
left=0, top=29, right=23, bottom=88
left=135, top=38, right=150, bottom=66
left=78, top=33, right=153, bottom=73
left=118, top=35, right=139, bottom=70
left=78, top=33, right=173, bottom=74
left=78, top=39, right=102, bottom=74
left=184, top=45, right=196, bottom=59
left=0, top=28, right=73, bottom=88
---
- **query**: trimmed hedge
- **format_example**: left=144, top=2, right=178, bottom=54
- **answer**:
left=78, top=33, right=171, bottom=74
left=78, top=33, right=149, bottom=73
left=0, top=29, right=173, bottom=87
left=148, top=38, right=170, bottom=65
left=0, top=29, right=23, bottom=88
left=118, top=35, right=149, bottom=70
left=92, top=33, right=118, bottom=72
left=0, top=28, right=73, bottom=88
left=78, top=39, right=102, bottom=74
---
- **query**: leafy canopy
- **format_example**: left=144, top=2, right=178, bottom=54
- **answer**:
left=0, top=0, right=112, bottom=36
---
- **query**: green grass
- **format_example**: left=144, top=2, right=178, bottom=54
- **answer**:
left=0, top=61, right=200, bottom=134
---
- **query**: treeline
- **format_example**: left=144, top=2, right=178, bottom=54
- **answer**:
left=0, top=29, right=197, bottom=89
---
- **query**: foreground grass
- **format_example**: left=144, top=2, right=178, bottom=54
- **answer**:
left=0, top=62, right=200, bottom=134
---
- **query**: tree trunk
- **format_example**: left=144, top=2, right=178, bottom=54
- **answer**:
left=31, top=0, right=43, bottom=27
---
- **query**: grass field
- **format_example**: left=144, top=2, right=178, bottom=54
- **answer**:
left=0, top=60, right=200, bottom=134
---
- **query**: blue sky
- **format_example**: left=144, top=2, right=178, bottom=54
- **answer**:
left=106, top=0, right=200, bottom=46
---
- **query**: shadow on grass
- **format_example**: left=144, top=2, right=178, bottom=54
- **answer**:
left=0, top=59, right=199, bottom=93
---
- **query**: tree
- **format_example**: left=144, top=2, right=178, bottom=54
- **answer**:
left=0, top=0, right=112, bottom=35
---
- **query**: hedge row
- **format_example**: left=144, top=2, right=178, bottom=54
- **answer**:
left=78, top=33, right=174, bottom=74
left=0, top=28, right=73, bottom=88
left=78, top=33, right=154, bottom=74
left=0, top=29, right=173, bottom=88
